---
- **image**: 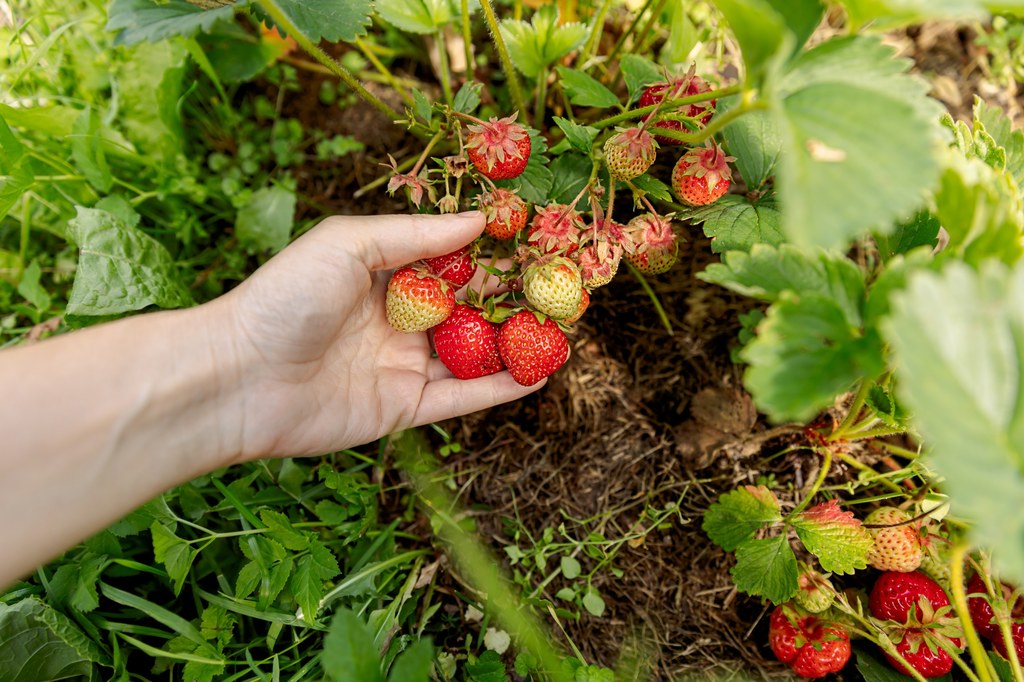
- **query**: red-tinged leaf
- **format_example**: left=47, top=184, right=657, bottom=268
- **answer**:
left=793, top=499, right=872, bottom=575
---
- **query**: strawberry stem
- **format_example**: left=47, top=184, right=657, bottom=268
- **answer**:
left=478, top=0, right=530, bottom=125
left=950, top=543, right=1000, bottom=682
left=411, top=130, right=447, bottom=176
left=786, top=447, right=833, bottom=521
left=625, top=179, right=660, bottom=216
left=591, top=84, right=742, bottom=129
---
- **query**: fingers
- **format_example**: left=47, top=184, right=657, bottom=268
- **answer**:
left=321, top=212, right=486, bottom=272
left=413, top=372, right=545, bottom=426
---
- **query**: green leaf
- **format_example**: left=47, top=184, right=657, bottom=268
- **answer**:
left=0, top=162, right=33, bottom=223
left=499, top=5, right=587, bottom=79
left=71, top=108, right=112, bottom=193
left=0, top=114, right=26, bottom=169
left=711, top=0, right=791, bottom=86
left=661, top=0, right=698, bottom=63
left=703, top=485, right=782, bottom=551
left=720, top=98, right=782, bottom=190
left=742, top=293, right=886, bottom=423
left=730, top=535, right=799, bottom=603
left=107, top=0, right=243, bottom=45
left=65, top=207, right=191, bottom=316
left=309, top=539, right=341, bottom=580
left=552, top=116, right=599, bottom=154
left=549, top=152, right=592, bottom=204
left=376, top=0, right=463, bottom=34
left=684, top=195, right=784, bottom=253
left=322, top=609, right=383, bottom=682
left=854, top=644, right=923, bottom=682
left=101, top=582, right=207, bottom=646
left=151, top=522, right=198, bottom=596
left=259, top=509, right=309, bottom=551
left=262, top=0, right=374, bottom=42
left=884, top=262, right=1024, bottom=585
left=411, top=90, right=433, bottom=126
left=764, top=0, right=825, bottom=54
left=17, top=261, right=50, bottom=311
left=555, top=67, right=619, bottom=108
left=465, top=650, right=508, bottom=682
left=560, top=556, right=582, bottom=579
left=291, top=555, right=327, bottom=625
left=0, top=598, right=106, bottom=681
left=236, top=185, right=297, bottom=253
left=698, top=244, right=866, bottom=326
left=775, top=36, right=941, bottom=250
left=792, top=499, right=872, bottom=575
left=834, top=0, right=986, bottom=31
left=630, top=174, right=673, bottom=204
left=581, top=588, right=606, bottom=616
left=619, top=54, right=662, bottom=104
left=387, top=638, right=434, bottom=682
left=199, top=605, right=236, bottom=649
left=453, top=81, right=483, bottom=114
left=48, top=554, right=106, bottom=613
left=0, top=103, right=75, bottom=137
left=974, top=96, right=1024, bottom=191
left=875, top=211, right=940, bottom=261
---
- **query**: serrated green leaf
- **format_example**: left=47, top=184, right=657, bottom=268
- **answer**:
left=698, top=244, right=865, bottom=325
left=792, top=499, right=872, bottom=575
left=730, top=535, right=799, bottom=603
left=259, top=509, right=309, bottom=551
left=65, top=207, right=191, bottom=316
left=775, top=36, right=941, bottom=250
left=711, top=0, right=791, bottom=86
left=322, top=609, right=382, bottom=682
left=151, top=522, right=197, bottom=596
left=499, top=5, right=587, bottom=79
left=376, top=0, right=463, bottom=34
left=549, top=152, right=592, bottom=204
left=975, top=96, right=1024, bottom=191
left=291, top=555, right=326, bottom=626
left=555, top=67, right=619, bottom=108
left=387, top=638, right=434, bottom=682
left=720, top=98, right=781, bottom=190
left=703, top=485, right=782, bottom=551
left=309, top=539, right=341, bottom=580
left=684, top=195, right=783, bottom=253
left=465, top=650, right=507, bottom=682
left=619, top=54, right=662, bottom=104
left=199, top=605, right=236, bottom=650
left=0, top=598, right=106, bottom=681
left=553, top=116, right=599, bottom=154
left=630, top=174, right=673, bottom=204
left=742, top=293, right=886, bottom=423
left=453, top=81, right=483, bottom=114
left=764, top=0, right=825, bottom=54
left=834, top=0, right=985, bottom=31
left=261, top=0, right=373, bottom=43
left=236, top=185, right=296, bottom=253
left=107, top=0, right=243, bottom=45
left=48, top=554, right=106, bottom=613
left=884, top=262, right=1024, bottom=585
left=875, top=211, right=940, bottom=261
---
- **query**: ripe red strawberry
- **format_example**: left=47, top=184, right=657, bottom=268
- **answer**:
left=638, top=68, right=716, bottom=145
left=671, top=141, right=734, bottom=207
left=967, top=572, right=1024, bottom=660
left=523, top=255, right=583, bottom=321
left=865, top=507, right=923, bottom=572
left=424, top=246, right=477, bottom=289
left=563, top=287, right=590, bottom=325
left=477, top=188, right=528, bottom=240
left=603, top=126, right=657, bottom=181
left=432, top=303, right=504, bottom=379
left=888, top=630, right=959, bottom=678
left=870, top=571, right=951, bottom=623
left=496, top=311, right=570, bottom=386
left=527, top=203, right=585, bottom=256
left=768, top=604, right=851, bottom=679
left=466, top=114, right=532, bottom=180
left=992, top=623, right=1024, bottom=663
left=624, top=213, right=678, bottom=275
left=385, top=266, right=455, bottom=333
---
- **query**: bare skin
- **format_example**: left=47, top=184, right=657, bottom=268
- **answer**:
left=0, top=211, right=542, bottom=587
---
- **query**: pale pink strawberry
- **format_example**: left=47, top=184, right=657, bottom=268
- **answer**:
left=865, top=507, right=923, bottom=573
left=527, top=203, right=586, bottom=256
left=603, top=127, right=657, bottom=181
left=523, top=255, right=583, bottom=321
left=385, top=265, right=455, bottom=333
left=624, top=213, right=678, bottom=275
left=576, top=241, right=622, bottom=289
left=672, top=141, right=735, bottom=207
left=466, top=114, right=532, bottom=180
left=477, top=188, right=528, bottom=240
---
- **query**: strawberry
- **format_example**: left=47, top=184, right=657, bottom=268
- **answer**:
left=637, top=67, right=716, bottom=145
left=527, top=203, right=586, bottom=256
left=768, top=604, right=851, bottom=679
left=794, top=564, right=835, bottom=614
left=432, top=303, right=504, bottom=380
left=992, top=623, right=1024, bottom=663
left=497, top=311, right=570, bottom=386
left=424, top=245, right=477, bottom=289
left=624, top=213, right=678, bottom=275
left=523, top=255, right=583, bottom=321
left=563, top=287, right=590, bottom=325
left=967, top=572, right=1024, bottom=661
left=466, top=114, right=532, bottom=180
left=603, top=127, right=657, bottom=181
left=671, top=141, right=734, bottom=207
left=385, top=266, right=455, bottom=333
left=477, top=188, right=528, bottom=240
left=576, top=240, right=622, bottom=289
left=865, top=507, right=923, bottom=572
left=869, top=571, right=964, bottom=678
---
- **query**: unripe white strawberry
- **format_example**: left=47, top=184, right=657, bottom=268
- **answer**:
left=624, top=214, right=678, bottom=275
left=523, top=256, right=583, bottom=320
left=603, top=127, right=657, bottom=181
left=865, top=507, right=923, bottom=573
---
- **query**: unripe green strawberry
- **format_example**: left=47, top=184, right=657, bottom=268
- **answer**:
left=671, top=141, right=735, bottom=207
left=795, top=564, right=835, bottom=614
left=523, top=256, right=583, bottom=321
left=497, top=311, right=570, bottom=386
left=385, top=265, right=455, bottom=333
left=865, top=508, right=923, bottom=573
left=624, top=213, right=678, bottom=275
left=477, top=188, right=528, bottom=240
left=466, top=114, right=532, bottom=180
left=603, top=127, right=657, bottom=181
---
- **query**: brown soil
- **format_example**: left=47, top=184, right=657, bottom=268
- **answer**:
left=272, top=18, right=1019, bottom=681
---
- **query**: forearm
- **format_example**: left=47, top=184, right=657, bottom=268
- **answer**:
left=0, top=300, right=244, bottom=586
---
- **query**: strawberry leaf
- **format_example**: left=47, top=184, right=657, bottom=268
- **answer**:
left=683, top=194, right=783, bottom=253
left=375, top=0, right=467, bottom=34
left=107, top=0, right=246, bottom=45
left=499, top=5, right=587, bottom=79
left=258, top=0, right=373, bottom=43
left=884, top=262, right=1024, bottom=585
left=792, top=500, right=872, bottom=575
left=731, top=535, right=799, bottom=604
left=322, top=609, right=383, bottom=682
left=703, top=485, right=782, bottom=551
left=974, top=97, right=1024, bottom=191
left=833, top=0, right=985, bottom=30
left=555, top=67, right=619, bottom=109
left=720, top=98, right=782, bottom=191
left=711, top=0, right=791, bottom=87
left=618, top=54, right=662, bottom=104
left=553, top=117, right=599, bottom=154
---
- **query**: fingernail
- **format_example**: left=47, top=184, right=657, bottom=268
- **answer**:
left=459, top=210, right=483, bottom=219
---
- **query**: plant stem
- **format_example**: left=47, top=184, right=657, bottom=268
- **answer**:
left=354, top=155, right=418, bottom=199
left=18, top=194, right=30, bottom=272
left=950, top=543, right=999, bottom=682
left=830, top=380, right=872, bottom=440
left=354, top=38, right=413, bottom=106
left=534, top=65, right=549, bottom=129
left=461, top=0, right=475, bottom=80
left=625, top=262, right=673, bottom=335
left=591, top=84, right=743, bottom=129
left=478, top=0, right=530, bottom=124
left=579, top=0, right=614, bottom=68
left=435, top=29, right=455, bottom=107
left=604, top=0, right=659, bottom=76
left=258, top=0, right=405, bottom=127
left=411, top=129, right=447, bottom=176
left=880, top=441, right=921, bottom=459
left=787, top=448, right=833, bottom=519
left=842, top=424, right=908, bottom=442
left=833, top=451, right=904, bottom=494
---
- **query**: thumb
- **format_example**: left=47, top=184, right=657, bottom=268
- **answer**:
left=339, top=212, right=485, bottom=272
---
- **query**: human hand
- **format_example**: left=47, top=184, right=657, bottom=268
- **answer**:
left=214, top=212, right=543, bottom=461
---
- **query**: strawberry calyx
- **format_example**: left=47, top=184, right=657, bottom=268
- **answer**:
left=679, top=141, right=736, bottom=194
left=465, top=113, right=531, bottom=174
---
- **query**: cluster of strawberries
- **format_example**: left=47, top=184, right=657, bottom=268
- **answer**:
left=771, top=506, right=1024, bottom=679
left=384, top=69, right=731, bottom=386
